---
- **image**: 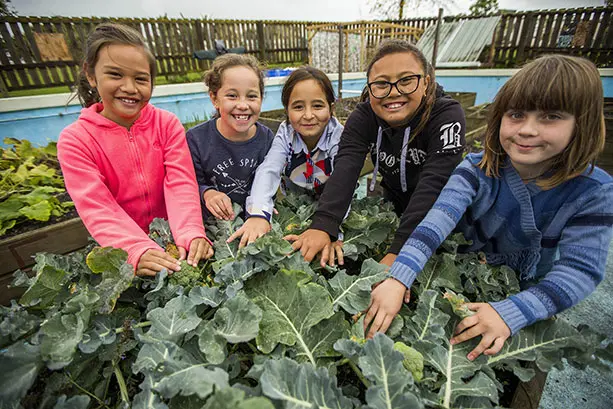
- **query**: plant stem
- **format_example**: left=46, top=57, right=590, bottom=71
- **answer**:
left=335, top=358, right=350, bottom=366
left=113, top=360, right=130, bottom=405
left=348, top=360, right=370, bottom=388
left=115, top=320, right=152, bottom=334
left=66, top=374, right=109, bottom=408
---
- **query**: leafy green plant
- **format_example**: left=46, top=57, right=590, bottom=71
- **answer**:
left=0, top=138, right=73, bottom=235
left=1, top=193, right=611, bottom=409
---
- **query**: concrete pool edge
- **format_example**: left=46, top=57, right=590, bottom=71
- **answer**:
left=4, top=69, right=612, bottom=114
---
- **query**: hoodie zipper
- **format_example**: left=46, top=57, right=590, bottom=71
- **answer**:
left=127, top=129, right=153, bottom=223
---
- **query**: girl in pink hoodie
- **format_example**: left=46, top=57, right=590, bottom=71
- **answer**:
left=58, top=23, right=212, bottom=276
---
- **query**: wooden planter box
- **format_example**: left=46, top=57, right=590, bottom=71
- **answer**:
left=0, top=217, right=89, bottom=305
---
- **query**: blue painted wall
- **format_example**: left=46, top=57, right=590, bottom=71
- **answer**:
left=2, top=75, right=612, bottom=147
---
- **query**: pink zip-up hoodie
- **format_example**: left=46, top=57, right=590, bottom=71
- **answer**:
left=58, top=102, right=207, bottom=269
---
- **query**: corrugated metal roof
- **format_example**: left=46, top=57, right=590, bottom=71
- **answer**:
left=416, top=16, right=501, bottom=68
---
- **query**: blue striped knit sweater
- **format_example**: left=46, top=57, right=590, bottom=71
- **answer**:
left=390, top=152, right=613, bottom=335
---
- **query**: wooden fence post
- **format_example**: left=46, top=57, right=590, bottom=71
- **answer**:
left=257, top=21, right=266, bottom=61
left=517, top=12, right=535, bottom=64
left=432, top=8, right=444, bottom=67
left=0, top=74, right=9, bottom=97
left=338, top=24, right=344, bottom=104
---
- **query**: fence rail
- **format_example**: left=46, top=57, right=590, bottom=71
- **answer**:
left=491, top=7, right=613, bottom=67
left=1, top=6, right=612, bottom=94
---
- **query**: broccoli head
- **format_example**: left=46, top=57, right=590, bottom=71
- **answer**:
left=393, top=341, right=424, bottom=382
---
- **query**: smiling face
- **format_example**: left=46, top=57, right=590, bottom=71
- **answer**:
left=367, top=51, right=429, bottom=128
left=210, top=66, right=262, bottom=140
left=86, top=44, right=152, bottom=128
left=287, top=79, right=332, bottom=149
left=499, top=110, right=576, bottom=179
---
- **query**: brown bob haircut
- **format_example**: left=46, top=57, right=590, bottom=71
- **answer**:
left=479, top=54, right=605, bottom=189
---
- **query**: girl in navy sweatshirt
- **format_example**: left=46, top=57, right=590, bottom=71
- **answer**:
left=288, top=39, right=466, bottom=270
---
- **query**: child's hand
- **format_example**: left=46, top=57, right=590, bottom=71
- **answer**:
left=227, top=217, right=271, bottom=248
left=377, top=254, right=410, bottom=303
left=179, top=238, right=214, bottom=267
left=363, top=277, right=406, bottom=339
left=450, top=303, right=511, bottom=361
left=326, top=240, right=344, bottom=267
left=284, top=229, right=331, bottom=267
left=203, top=190, right=235, bottom=220
left=137, top=249, right=181, bottom=277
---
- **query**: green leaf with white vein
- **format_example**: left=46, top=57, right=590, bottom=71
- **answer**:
left=198, top=292, right=262, bottom=364
left=259, top=358, right=353, bottom=409
left=189, top=286, right=226, bottom=307
left=203, top=387, right=275, bottom=409
left=358, top=333, right=422, bottom=409
left=296, top=311, right=350, bottom=363
left=0, top=342, right=43, bottom=403
left=152, top=359, right=229, bottom=400
left=91, top=251, right=134, bottom=314
left=213, top=258, right=267, bottom=298
left=147, top=295, right=202, bottom=342
left=402, top=290, right=450, bottom=344
left=19, top=263, right=69, bottom=308
left=245, top=269, right=334, bottom=365
left=41, top=290, right=100, bottom=369
left=415, top=339, right=498, bottom=408
left=134, top=334, right=230, bottom=400
left=486, top=319, right=587, bottom=373
left=329, top=258, right=388, bottom=314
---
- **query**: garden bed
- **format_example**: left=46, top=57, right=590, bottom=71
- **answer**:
left=0, top=216, right=89, bottom=304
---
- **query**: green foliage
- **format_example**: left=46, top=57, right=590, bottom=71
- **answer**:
left=1, top=193, right=612, bottom=409
left=469, top=0, right=499, bottom=16
left=0, top=138, right=73, bottom=235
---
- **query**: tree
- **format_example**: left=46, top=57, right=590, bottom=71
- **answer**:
left=0, top=0, right=16, bottom=17
left=469, top=0, right=499, bottom=16
left=369, top=0, right=458, bottom=20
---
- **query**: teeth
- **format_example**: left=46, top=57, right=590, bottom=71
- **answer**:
left=386, top=103, right=404, bottom=109
left=234, top=115, right=250, bottom=120
left=119, top=98, right=138, bottom=104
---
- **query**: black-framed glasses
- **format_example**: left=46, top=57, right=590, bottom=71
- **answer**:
left=367, top=75, right=422, bottom=99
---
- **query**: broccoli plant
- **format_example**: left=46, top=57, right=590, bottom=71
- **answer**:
left=1, top=193, right=612, bottom=409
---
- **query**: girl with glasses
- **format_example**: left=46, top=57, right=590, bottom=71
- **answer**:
left=287, top=39, right=466, bottom=270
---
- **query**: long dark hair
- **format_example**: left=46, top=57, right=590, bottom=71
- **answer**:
left=365, top=39, right=436, bottom=140
left=76, top=23, right=156, bottom=107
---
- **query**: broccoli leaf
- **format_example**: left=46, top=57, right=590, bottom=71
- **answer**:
left=203, top=387, right=275, bottom=409
left=198, top=292, right=262, bottom=364
left=245, top=269, right=335, bottom=366
left=358, top=333, right=422, bottom=409
left=329, top=258, right=388, bottom=314
left=146, top=295, right=201, bottom=342
left=0, top=342, right=43, bottom=403
left=259, top=358, right=353, bottom=409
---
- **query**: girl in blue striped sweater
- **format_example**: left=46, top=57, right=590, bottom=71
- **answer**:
left=364, top=55, right=613, bottom=361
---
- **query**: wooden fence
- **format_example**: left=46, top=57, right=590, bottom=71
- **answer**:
left=1, top=6, right=612, bottom=94
left=0, top=16, right=318, bottom=94
left=491, top=7, right=613, bottom=67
